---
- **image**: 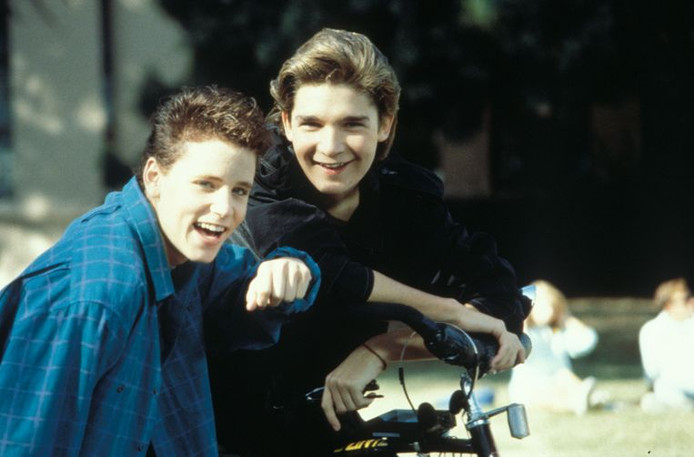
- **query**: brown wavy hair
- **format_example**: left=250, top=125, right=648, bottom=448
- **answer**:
left=135, top=85, right=270, bottom=186
left=268, top=28, right=401, bottom=160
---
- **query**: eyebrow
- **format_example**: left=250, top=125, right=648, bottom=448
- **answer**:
left=294, top=114, right=371, bottom=123
left=343, top=115, right=371, bottom=123
left=198, top=175, right=254, bottom=188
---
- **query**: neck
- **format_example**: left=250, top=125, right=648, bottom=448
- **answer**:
left=322, top=189, right=360, bottom=221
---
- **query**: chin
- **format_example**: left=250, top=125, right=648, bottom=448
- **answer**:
left=197, top=254, right=221, bottom=264
left=186, top=249, right=222, bottom=264
left=317, top=184, right=350, bottom=197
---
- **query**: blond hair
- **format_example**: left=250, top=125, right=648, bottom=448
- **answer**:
left=268, top=28, right=401, bottom=160
left=653, top=278, right=690, bottom=310
left=527, top=279, right=569, bottom=329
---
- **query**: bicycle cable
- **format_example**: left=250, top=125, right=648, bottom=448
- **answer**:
left=397, top=321, right=483, bottom=413
left=397, top=330, right=419, bottom=412
left=449, top=321, right=481, bottom=393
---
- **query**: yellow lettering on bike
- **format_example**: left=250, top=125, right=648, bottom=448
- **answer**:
left=345, top=441, right=363, bottom=451
left=336, top=438, right=388, bottom=453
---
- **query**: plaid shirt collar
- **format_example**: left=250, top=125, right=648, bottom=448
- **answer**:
left=121, top=177, right=174, bottom=302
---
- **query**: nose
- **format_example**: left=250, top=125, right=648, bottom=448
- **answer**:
left=210, top=190, right=232, bottom=218
left=317, top=126, right=345, bottom=158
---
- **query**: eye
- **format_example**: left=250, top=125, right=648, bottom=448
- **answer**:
left=298, top=119, right=321, bottom=130
left=195, top=180, right=216, bottom=190
left=344, top=120, right=367, bottom=130
left=232, top=187, right=250, bottom=197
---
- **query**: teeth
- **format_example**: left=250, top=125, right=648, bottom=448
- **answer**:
left=320, top=162, right=345, bottom=169
left=196, top=222, right=226, bottom=233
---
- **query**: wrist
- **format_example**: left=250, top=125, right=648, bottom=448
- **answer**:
left=361, top=342, right=388, bottom=370
left=488, top=318, right=508, bottom=339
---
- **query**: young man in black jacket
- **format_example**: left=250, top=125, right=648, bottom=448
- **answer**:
left=208, top=28, right=529, bottom=457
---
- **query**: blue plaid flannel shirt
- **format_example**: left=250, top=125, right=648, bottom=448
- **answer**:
left=0, top=177, right=319, bottom=456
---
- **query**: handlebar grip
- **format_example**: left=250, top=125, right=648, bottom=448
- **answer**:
left=474, top=332, right=532, bottom=374
left=425, top=323, right=532, bottom=376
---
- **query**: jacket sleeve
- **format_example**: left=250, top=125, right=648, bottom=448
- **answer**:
left=380, top=159, right=530, bottom=335
left=433, top=220, right=529, bottom=334
left=638, top=317, right=661, bottom=383
left=245, top=195, right=374, bottom=308
left=202, top=244, right=321, bottom=351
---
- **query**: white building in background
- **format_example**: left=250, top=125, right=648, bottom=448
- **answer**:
left=0, top=0, right=192, bottom=287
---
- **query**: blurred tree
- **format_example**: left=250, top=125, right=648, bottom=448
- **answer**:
left=620, top=0, right=694, bottom=285
left=0, top=0, right=11, bottom=197
left=492, top=0, right=641, bottom=195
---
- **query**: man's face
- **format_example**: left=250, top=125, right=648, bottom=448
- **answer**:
left=668, top=289, right=694, bottom=321
left=283, top=83, right=392, bottom=209
left=144, top=139, right=256, bottom=266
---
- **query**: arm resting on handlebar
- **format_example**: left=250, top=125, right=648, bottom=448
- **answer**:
left=320, top=303, right=532, bottom=432
left=368, top=271, right=526, bottom=371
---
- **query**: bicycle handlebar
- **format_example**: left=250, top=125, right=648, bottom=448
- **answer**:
left=342, top=302, right=532, bottom=377
left=425, top=321, right=533, bottom=375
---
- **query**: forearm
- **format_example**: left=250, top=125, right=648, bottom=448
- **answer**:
left=563, top=316, right=598, bottom=358
left=360, top=324, right=432, bottom=363
left=368, top=270, right=507, bottom=336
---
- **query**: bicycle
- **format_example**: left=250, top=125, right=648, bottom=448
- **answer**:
left=306, top=287, right=535, bottom=457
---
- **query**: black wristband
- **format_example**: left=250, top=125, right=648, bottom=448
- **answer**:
left=362, top=342, right=388, bottom=370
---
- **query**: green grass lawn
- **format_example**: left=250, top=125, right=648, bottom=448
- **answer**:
left=362, top=297, right=694, bottom=456
left=490, top=378, right=694, bottom=457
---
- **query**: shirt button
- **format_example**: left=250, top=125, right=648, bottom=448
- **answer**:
left=153, top=388, right=158, bottom=395
left=136, top=444, right=144, bottom=452
left=116, top=385, right=125, bottom=393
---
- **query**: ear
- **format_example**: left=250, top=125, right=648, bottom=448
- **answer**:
left=142, top=157, right=162, bottom=200
left=377, top=115, right=394, bottom=142
left=281, top=111, right=294, bottom=143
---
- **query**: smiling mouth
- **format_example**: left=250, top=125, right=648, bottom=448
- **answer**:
left=194, top=222, right=228, bottom=239
left=315, top=160, right=352, bottom=170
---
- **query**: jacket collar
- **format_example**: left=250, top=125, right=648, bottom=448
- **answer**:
left=257, top=138, right=382, bottom=207
left=122, top=177, right=175, bottom=301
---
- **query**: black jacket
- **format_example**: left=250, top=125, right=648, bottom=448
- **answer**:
left=246, top=141, right=528, bottom=332
left=207, top=141, right=529, bottom=454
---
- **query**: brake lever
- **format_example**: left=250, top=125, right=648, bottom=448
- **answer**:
left=305, top=380, right=383, bottom=403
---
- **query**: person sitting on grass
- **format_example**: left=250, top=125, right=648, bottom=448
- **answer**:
left=0, top=86, right=319, bottom=456
left=508, top=279, right=602, bottom=415
left=639, top=277, right=694, bottom=412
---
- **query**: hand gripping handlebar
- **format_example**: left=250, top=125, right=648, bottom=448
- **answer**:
left=342, top=302, right=532, bottom=377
